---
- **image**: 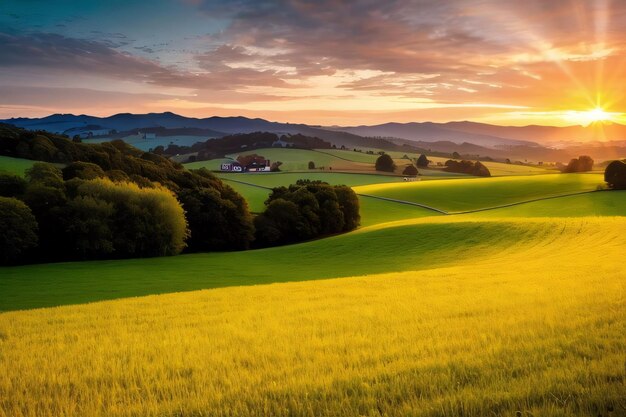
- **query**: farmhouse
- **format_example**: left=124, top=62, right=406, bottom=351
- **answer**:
left=221, top=159, right=271, bottom=172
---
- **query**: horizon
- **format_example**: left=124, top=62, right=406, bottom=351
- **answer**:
left=4, top=110, right=626, bottom=130
left=1, top=1, right=626, bottom=127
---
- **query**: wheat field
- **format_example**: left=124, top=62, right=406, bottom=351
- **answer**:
left=1, top=216, right=624, bottom=417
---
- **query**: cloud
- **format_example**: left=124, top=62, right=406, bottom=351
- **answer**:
left=2, top=0, right=626, bottom=122
left=0, top=32, right=297, bottom=91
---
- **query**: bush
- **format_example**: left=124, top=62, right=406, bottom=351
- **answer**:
left=179, top=186, right=254, bottom=252
left=416, top=154, right=430, bottom=168
left=62, top=161, right=106, bottom=180
left=563, top=155, right=594, bottom=173
left=402, top=165, right=418, bottom=176
left=444, top=160, right=491, bottom=177
left=0, top=125, right=256, bottom=262
left=0, top=197, right=38, bottom=264
left=26, top=162, right=64, bottom=188
left=605, top=160, right=626, bottom=189
left=375, top=154, right=396, bottom=172
left=308, top=161, right=316, bottom=169
left=73, top=179, right=189, bottom=257
left=0, top=172, right=27, bottom=197
left=254, top=181, right=360, bottom=247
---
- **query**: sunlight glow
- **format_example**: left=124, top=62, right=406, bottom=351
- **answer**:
left=564, top=107, right=619, bottom=125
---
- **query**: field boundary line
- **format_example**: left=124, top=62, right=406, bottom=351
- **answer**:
left=221, top=177, right=602, bottom=216
left=448, top=190, right=600, bottom=215
left=220, top=178, right=273, bottom=190
left=356, top=194, right=449, bottom=214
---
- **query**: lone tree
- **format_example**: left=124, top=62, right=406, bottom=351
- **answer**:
left=563, top=155, right=594, bottom=173
left=416, top=154, right=430, bottom=168
left=402, top=165, right=418, bottom=176
left=308, top=161, right=316, bottom=169
left=375, top=154, right=396, bottom=172
left=605, top=160, right=626, bottom=189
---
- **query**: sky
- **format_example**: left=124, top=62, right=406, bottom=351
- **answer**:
left=1, top=0, right=625, bottom=126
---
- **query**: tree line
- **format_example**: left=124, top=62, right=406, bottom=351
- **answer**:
left=0, top=125, right=360, bottom=264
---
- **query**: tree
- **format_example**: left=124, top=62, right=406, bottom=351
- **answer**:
left=62, top=161, right=106, bottom=180
left=0, top=197, right=38, bottom=264
left=26, top=162, right=64, bottom=188
left=255, top=182, right=360, bottom=247
left=56, top=195, right=114, bottom=259
left=444, top=159, right=491, bottom=177
left=76, top=178, right=189, bottom=257
left=334, top=185, right=360, bottom=231
left=402, top=165, right=418, bottom=176
left=375, top=154, right=396, bottom=172
left=452, top=151, right=461, bottom=159
left=605, top=160, right=626, bottom=189
left=308, top=161, right=316, bottom=169
left=0, top=173, right=27, bottom=197
left=237, top=153, right=267, bottom=167
left=563, top=155, right=594, bottom=173
left=473, top=161, right=491, bottom=177
left=254, top=198, right=305, bottom=246
left=178, top=186, right=254, bottom=252
left=416, top=154, right=430, bottom=168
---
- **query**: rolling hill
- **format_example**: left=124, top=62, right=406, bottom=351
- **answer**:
left=5, top=113, right=626, bottom=163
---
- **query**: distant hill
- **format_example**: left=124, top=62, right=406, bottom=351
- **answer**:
left=4, top=112, right=626, bottom=162
left=332, top=120, right=626, bottom=147
left=328, top=122, right=539, bottom=148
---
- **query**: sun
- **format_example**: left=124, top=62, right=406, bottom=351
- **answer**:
left=565, top=107, right=616, bottom=126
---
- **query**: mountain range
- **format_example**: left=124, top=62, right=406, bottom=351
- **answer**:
left=3, top=112, right=626, bottom=162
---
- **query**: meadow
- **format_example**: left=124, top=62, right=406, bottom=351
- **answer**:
left=354, top=173, right=604, bottom=212
left=1, top=155, right=624, bottom=417
left=0, top=215, right=624, bottom=416
left=83, top=135, right=215, bottom=152
left=0, top=155, right=44, bottom=175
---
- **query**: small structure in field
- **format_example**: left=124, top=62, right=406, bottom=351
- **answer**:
left=221, top=154, right=271, bottom=172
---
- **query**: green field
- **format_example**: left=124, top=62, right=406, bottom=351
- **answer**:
left=84, top=135, right=213, bottom=151
left=218, top=171, right=404, bottom=187
left=227, top=148, right=376, bottom=171
left=1, top=214, right=624, bottom=416
left=471, top=189, right=626, bottom=217
left=1, top=164, right=624, bottom=417
left=0, top=155, right=40, bottom=176
left=355, top=173, right=604, bottom=212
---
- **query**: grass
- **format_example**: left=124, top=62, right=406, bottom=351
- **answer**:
left=1, top=163, right=624, bottom=416
left=84, top=135, right=214, bottom=151
left=425, top=156, right=551, bottom=176
left=218, top=171, right=404, bottom=188
left=226, top=148, right=376, bottom=171
left=0, top=216, right=624, bottom=416
left=472, top=190, right=626, bottom=218
left=185, top=157, right=235, bottom=171
left=220, top=177, right=434, bottom=222
left=0, top=155, right=40, bottom=176
left=354, top=173, right=604, bottom=212
left=218, top=172, right=411, bottom=213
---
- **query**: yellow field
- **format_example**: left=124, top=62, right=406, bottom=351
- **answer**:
left=1, top=216, right=624, bottom=417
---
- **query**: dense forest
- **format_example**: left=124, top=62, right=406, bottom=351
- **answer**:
left=159, top=132, right=333, bottom=162
left=0, top=125, right=360, bottom=264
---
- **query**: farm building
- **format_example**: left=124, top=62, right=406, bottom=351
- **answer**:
left=221, top=159, right=271, bottom=172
